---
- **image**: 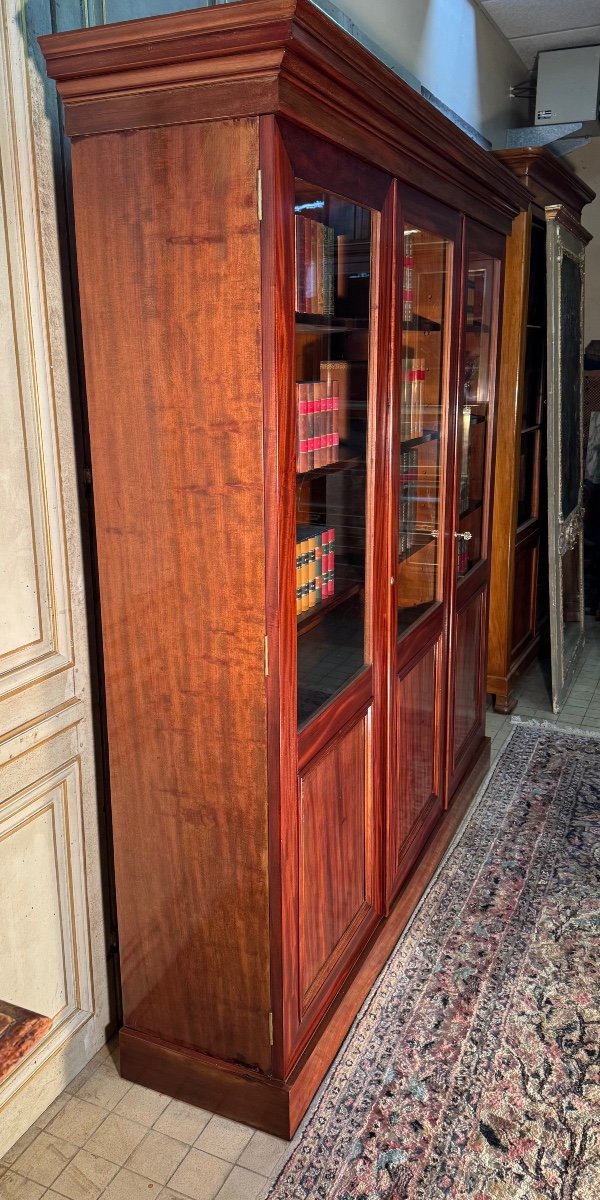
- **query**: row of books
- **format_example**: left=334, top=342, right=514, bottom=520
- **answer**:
left=296, top=525, right=336, bottom=615
left=295, top=214, right=335, bottom=315
left=401, top=357, right=426, bottom=441
left=297, top=381, right=341, bottom=472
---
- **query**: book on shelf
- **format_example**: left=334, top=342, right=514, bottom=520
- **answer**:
left=459, top=405, right=471, bottom=511
left=296, top=524, right=335, bottom=610
left=320, top=360, right=349, bottom=443
left=400, top=356, right=425, bottom=441
left=296, top=381, right=340, bottom=471
left=466, top=275, right=475, bottom=329
left=403, top=231, right=414, bottom=326
left=295, top=214, right=335, bottom=316
left=399, top=448, right=418, bottom=555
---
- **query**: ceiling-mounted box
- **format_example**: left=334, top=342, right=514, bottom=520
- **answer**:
left=535, top=45, right=600, bottom=128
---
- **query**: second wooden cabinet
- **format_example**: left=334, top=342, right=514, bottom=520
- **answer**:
left=42, top=0, right=526, bottom=1139
left=488, top=149, right=594, bottom=712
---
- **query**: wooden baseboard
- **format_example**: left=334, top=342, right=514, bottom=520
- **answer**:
left=120, top=740, right=492, bottom=1138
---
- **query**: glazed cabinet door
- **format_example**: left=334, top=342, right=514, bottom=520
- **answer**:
left=448, top=222, right=502, bottom=795
left=387, top=191, right=460, bottom=905
left=261, top=118, right=392, bottom=1073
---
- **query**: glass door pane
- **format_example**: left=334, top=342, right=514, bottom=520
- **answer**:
left=457, top=252, right=497, bottom=576
left=397, top=224, right=450, bottom=633
left=294, top=180, right=372, bottom=728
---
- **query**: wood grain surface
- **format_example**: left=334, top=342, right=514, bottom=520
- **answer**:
left=72, top=117, right=272, bottom=1072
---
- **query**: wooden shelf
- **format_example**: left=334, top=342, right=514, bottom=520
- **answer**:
left=403, top=312, right=441, bottom=333
left=399, top=533, right=435, bottom=564
left=297, top=456, right=364, bottom=482
left=459, top=499, right=482, bottom=519
left=295, top=313, right=368, bottom=333
left=400, top=430, right=440, bottom=451
left=297, top=581, right=362, bottom=637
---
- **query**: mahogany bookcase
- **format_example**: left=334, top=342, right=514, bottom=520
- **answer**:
left=41, top=0, right=528, bottom=1137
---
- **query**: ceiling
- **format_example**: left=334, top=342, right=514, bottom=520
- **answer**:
left=481, top=0, right=600, bottom=70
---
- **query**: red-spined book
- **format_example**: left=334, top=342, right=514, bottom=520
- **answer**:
left=332, top=384, right=339, bottom=463
left=307, top=382, right=315, bottom=470
left=297, top=382, right=309, bottom=472
left=319, top=381, right=327, bottom=467
left=326, top=384, right=334, bottom=465
left=313, top=381, right=323, bottom=469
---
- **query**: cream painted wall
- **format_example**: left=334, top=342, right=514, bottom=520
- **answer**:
left=319, top=0, right=528, bottom=145
left=568, top=141, right=600, bottom=346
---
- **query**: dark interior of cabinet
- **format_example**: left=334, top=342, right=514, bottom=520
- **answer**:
left=294, top=181, right=372, bottom=728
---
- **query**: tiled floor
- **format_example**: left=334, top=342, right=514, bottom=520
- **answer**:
left=486, top=617, right=600, bottom=767
left=3, top=622, right=599, bottom=1200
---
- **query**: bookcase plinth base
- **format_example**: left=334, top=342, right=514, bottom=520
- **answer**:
left=119, top=1028, right=292, bottom=1139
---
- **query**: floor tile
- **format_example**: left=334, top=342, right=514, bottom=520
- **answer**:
left=99, top=1166, right=163, bottom=1199
left=84, top=1112, right=146, bottom=1166
left=125, top=1129, right=188, bottom=1184
left=2, top=1125, right=39, bottom=1166
left=160, top=1191, right=202, bottom=1200
left=11, top=1132, right=78, bottom=1188
left=195, top=1117, right=254, bottom=1164
left=168, top=1148, right=232, bottom=1200
left=237, top=1131, right=287, bottom=1177
left=34, top=1093, right=70, bottom=1131
left=46, top=1098, right=106, bottom=1147
left=50, top=1148, right=119, bottom=1200
left=0, top=1170, right=46, bottom=1199
left=153, top=1100, right=212, bottom=1146
left=214, top=1165, right=265, bottom=1200
left=113, top=1082, right=170, bottom=1126
left=75, top=1066, right=132, bottom=1111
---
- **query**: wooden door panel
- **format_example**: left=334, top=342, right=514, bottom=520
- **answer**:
left=389, top=640, right=444, bottom=901
left=453, top=588, right=485, bottom=768
left=298, top=711, right=377, bottom=1016
left=511, top=535, right=538, bottom=656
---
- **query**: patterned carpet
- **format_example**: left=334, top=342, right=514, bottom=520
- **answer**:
left=265, top=720, right=600, bottom=1199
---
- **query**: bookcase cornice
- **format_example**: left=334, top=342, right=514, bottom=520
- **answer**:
left=494, top=148, right=595, bottom=222
left=40, top=0, right=528, bottom=233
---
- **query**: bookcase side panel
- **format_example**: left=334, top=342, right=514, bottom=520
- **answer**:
left=71, top=117, right=272, bottom=1072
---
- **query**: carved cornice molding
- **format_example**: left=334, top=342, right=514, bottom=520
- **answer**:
left=40, top=0, right=529, bottom=232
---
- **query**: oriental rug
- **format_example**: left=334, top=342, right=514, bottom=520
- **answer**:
left=265, top=720, right=600, bottom=1200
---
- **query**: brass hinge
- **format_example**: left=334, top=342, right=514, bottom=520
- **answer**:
left=257, top=169, right=263, bottom=222
left=268, top=1011, right=274, bottom=1046
left=264, top=635, right=269, bottom=677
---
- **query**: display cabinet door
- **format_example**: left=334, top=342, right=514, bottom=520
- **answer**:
left=448, top=223, right=502, bottom=796
left=261, top=117, right=393, bottom=1073
left=545, top=207, right=587, bottom=712
left=387, top=192, right=460, bottom=905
